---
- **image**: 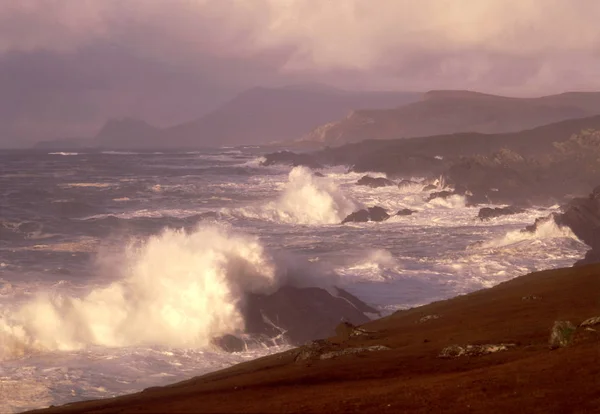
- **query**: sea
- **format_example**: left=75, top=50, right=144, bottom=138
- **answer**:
left=0, top=148, right=587, bottom=412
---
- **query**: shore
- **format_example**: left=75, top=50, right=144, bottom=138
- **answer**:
left=28, top=264, right=600, bottom=413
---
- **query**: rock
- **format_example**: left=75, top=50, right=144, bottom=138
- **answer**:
left=212, top=334, right=246, bottom=353
left=243, top=286, right=373, bottom=346
left=522, top=213, right=559, bottom=233
left=438, top=343, right=516, bottom=358
left=294, top=341, right=390, bottom=362
left=426, top=190, right=454, bottom=202
left=313, top=172, right=325, bottom=177
left=422, top=184, right=437, bottom=192
left=334, top=322, right=375, bottom=341
left=478, top=206, right=524, bottom=221
left=356, top=175, right=395, bottom=188
left=580, top=316, right=600, bottom=328
left=549, top=321, right=576, bottom=349
left=320, top=346, right=390, bottom=360
left=418, top=314, right=440, bottom=323
left=261, top=151, right=323, bottom=169
left=396, top=208, right=415, bottom=216
left=341, top=206, right=390, bottom=224
left=522, top=295, right=541, bottom=301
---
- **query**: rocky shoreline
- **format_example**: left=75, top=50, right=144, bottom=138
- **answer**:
left=28, top=263, right=600, bottom=414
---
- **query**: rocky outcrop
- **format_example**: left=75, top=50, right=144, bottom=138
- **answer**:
left=523, top=186, right=600, bottom=264
left=341, top=206, right=390, bottom=224
left=356, top=175, right=395, bottom=188
left=242, top=286, right=375, bottom=346
left=438, top=343, right=516, bottom=358
left=260, top=151, right=323, bottom=168
left=396, top=208, right=416, bottom=216
left=397, top=180, right=419, bottom=190
left=478, top=206, right=524, bottom=220
left=426, top=190, right=454, bottom=202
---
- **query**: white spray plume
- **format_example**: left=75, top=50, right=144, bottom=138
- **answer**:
left=0, top=225, right=282, bottom=358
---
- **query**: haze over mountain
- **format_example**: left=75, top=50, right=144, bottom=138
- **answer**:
left=2, top=0, right=600, bottom=147
left=303, top=90, right=600, bottom=146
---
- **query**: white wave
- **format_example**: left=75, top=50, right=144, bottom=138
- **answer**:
left=48, top=152, right=79, bottom=156
left=478, top=217, right=581, bottom=249
left=427, top=194, right=467, bottom=209
left=101, top=151, right=138, bottom=155
left=0, top=225, right=281, bottom=358
left=229, top=166, right=358, bottom=225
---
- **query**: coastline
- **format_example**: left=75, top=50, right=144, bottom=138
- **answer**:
left=27, top=263, right=600, bottom=413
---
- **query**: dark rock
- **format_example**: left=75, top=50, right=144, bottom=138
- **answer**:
left=549, top=321, right=576, bottom=349
left=356, top=175, right=395, bottom=188
left=313, top=172, right=325, bottom=177
left=261, top=151, right=323, bottom=169
left=522, top=213, right=559, bottom=233
left=396, top=208, right=416, bottom=216
left=422, top=184, right=437, bottom=192
left=426, top=190, right=454, bottom=202
left=243, top=286, right=372, bottom=346
left=212, top=334, right=246, bottom=353
left=347, top=208, right=389, bottom=223
left=478, top=206, right=524, bottom=221
left=341, top=206, right=390, bottom=224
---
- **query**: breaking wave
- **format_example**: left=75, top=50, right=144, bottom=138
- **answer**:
left=229, top=166, right=358, bottom=225
left=478, top=217, right=581, bottom=249
left=0, top=225, right=282, bottom=359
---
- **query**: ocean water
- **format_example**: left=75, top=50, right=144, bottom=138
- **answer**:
left=0, top=149, right=587, bottom=412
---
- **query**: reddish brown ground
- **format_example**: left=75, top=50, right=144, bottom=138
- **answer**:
left=30, top=265, right=600, bottom=413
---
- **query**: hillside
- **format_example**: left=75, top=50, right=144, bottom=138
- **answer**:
left=29, top=264, right=600, bottom=413
left=303, top=90, right=600, bottom=146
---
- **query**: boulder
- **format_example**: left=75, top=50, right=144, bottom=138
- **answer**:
left=549, top=321, right=576, bottom=349
left=422, top=184, right=437, bottom=192
left=242, top=286, right=374, bottom=346
left=396, top=208, right=416, bottom=216
left=478, top=206, right=524, bottom=221
left=211, top=334, right=246, bottom=353
left=356, top=175, right=395, bottom=188
left=342, top=206, right=390, bottom=224
left=313, top=172, right=325, bottom=177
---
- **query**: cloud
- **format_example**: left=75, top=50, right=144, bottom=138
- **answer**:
left=0, top=0, right=599, bottom=145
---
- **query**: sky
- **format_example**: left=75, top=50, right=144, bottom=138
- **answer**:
left=1, top=0, right=599, bottom=147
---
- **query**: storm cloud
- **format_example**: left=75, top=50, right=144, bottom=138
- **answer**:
left=1, top=0, right=599, bottom=146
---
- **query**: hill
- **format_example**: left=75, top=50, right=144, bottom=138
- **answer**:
left=29, top=264, right=600, bottom=413
left=303, top=90, right=600, bottom=146
left=86, top=87, right=420, bottom=149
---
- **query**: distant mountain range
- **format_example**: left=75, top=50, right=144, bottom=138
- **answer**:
left=34, top=86, right=421, bottom=150
left=302, top=90, right=600, bottom=146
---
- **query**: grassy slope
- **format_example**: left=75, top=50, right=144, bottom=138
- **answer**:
left=31, top=264, right=600, bottom=414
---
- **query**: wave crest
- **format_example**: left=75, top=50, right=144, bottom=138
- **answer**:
left=0, top=225, right=280, bottom=358
left=230, top=166, right=358, bottom=225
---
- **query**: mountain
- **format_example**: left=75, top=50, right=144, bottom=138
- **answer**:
left=51, top=87, right=420, bottom=150
left=303, top=90, right=600, bottom=146
left=164, top=87, right=421, bottom=148
left=93, top=118, right=163, bottom=149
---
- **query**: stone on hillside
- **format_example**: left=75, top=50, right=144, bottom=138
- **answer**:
left=438, top=343, right=516, bottom=358
left=396, top=208, right=416, bottom=216
left=580, top=316, right=600, bottom=328
left=549, top=321, right=576, bottom=349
